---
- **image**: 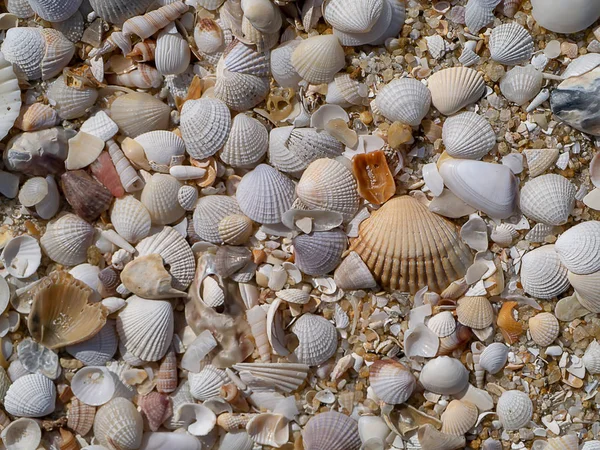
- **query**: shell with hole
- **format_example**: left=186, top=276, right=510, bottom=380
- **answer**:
left=520, top=244, right=570, bottom=299
left=441, top=400, right=478, bottom=435
left=456, top=296, right=494, bottom=329
left=442, top=112, right=496, bottom=160
left=193, top=195, right=243, bottom=244
left=140, top=173, right=185, bottom=225
left=290, top=34, right=345, bottom=85
left=374, top=77, right=431, bottom=126
left=303, top=411, right=361, bottom=450
left=246, top=413, right=289, bottom=448
left=4, top=373, right=56, bottom=417
left=419, top=356, right=469, bottom=395
left=555, top=221, right=600, bottom=275
left=528, top=312, right=560, bottom=347
left=428, top=67, right=486, bottom=115
left=369, top=359, right=416, bottom=404
left=500, top=65, right=543, bottom=106
left=110, top=195, right=151, bottom=244
left=94, top=397, right=143, bottom=450
left=291, top=313, right=337, bottom=366
left=0, top=52, right=21, bottom=140
left=220, top=113, right=268, bottom=168
left=180, top=98, right=231, bottom=160
left=293, top=229, right=347, bottom=276
left=496, top=390, right=533, bottom=430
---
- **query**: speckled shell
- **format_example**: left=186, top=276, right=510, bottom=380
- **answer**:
left=350, top=196, right=472, bottom=294
left=4, top=373, right=56, bottom=417
left=456, top=296, right=494, bottom=329
left=290, top=34, right=345, bottom=84
left=479, top=342, right=509, bottom=374
left=110, top=195, right=152, bottom=244
left=291, top=313, right=337, bottom=366
left=6, top=0, right=34, bottom=18
left=110, top=92, right=170, bottom=138
left=47, top=77, right=98, bottom=120
left=528, top=312, right=559, bottom=347
left=66, top=321, right=119, bottom=366
left=180, top=98, right=231, bottom=160
left=568, top=270, right=600, bottom=313
left=489, top=22, right=534, bottom=65
left=293, top=229, right=347, bottom=276
left=441, top=400, right=478, bottom=436
left=374, top=77, right=431, bottom=126
left=220, top=113, right=268, bottom=168
left=140, top=173, right=185, bottom=225
left=94, top=398, right=143, bottom=450
left=428, top=67, right=486, bottom=115
left=40, top=213, right=95, bottom=266
left=193, top=195, right=243, bottom=244
left=500, top=65, right=543, bottom=106
left=89, top=0, right=153, bottom=24
left=555, top=221, right=600, bottom=275
left=520, top=174, right=576, bottom=226
left=442, top=112, right=496, bottom=160
left=156, top=347, right=177, bottom=394
left=28, top=0, right=82, bottom=22
left=419, top=356, right=469, bottom=395
left=496, top=390, right=533, bottom=431
left=520, top=244, right=570, bottom=299
left=523, top=148, right=559, bottom=178
left=369, top=359, right=416, bottom=404
left=188, top=365, right=228, bottom=401
left=303, top=411, right=361, bottom=450
left=583, top=340, right=600, bottom=374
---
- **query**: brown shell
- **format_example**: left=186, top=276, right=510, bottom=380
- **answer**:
left=349, top=196, right=473, bottom=294
left=28, top=271, right=108, bottom=349
left=497, top=301, right=523, bottom=344
left=61, top=170, right=113, bottom=222
left=127, top=39, right=156, bottom=62
left=352, top=150, right=396, bottom=205
left=139, top=392, right=172, bottom=432
left=156, top=346, right=178, bottom=394
left=90, top=151, right=125, bottom=198
left=59, top=428, right=80, bottom=450
left=68, top=398, right=96, bottom=436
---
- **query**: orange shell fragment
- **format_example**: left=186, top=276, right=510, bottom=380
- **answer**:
left=497, top=301, right=523, bottom=344
left=352, top=150, right=396, bottom=205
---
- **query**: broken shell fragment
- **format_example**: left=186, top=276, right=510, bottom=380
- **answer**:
left=352, top=150, right=395, bottom=205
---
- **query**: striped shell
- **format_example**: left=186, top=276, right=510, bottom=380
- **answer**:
left=89, top=0, right=153, bottom=24
left=441, top=400, right=478, bottom=435
left=442, top=112, right=496, bottom=160
left=94, top=398, right=143, bottom=450
left=374, top=77, right=431, bottom=126
left=47, top=76, right=98, bottom=120
left=428, top=67, right=486, bottom=115
left=369, top=359, right=416, bottom=404
left=555, top=221, right=600, bottom=275
left=110, top=92, right=170, bottom=138
left=180, top=98, right=231, bottom=160
left=323, top=0, right=383, bottom=33
left=291, top=313, right=337, bottom=366
left=193, top=195, right=243, bottom=244
left=40, top=213, right=95, bottom=266
left=188, top=365, right=228, bottom=401
left=270, top=40, right=302, bottom=88
left=489, top=22, right=534, bottom=66
left=520, top=174, right=576, bottom=226
left=290, top=34, right=345, bottom=84
left=140, top=173, right=185, bottom=225
left=583, top=340, right=600, bottom=374
left=500, top=65, right=543, bottom=106
left=178, top=185, right=198, bottom=211
left=528, top=312, right=560, bottom=347
left=496, top=390, right=533, bottom=430
left=303, top=411, right=361, bottom=450
left=221, top=113, right=268, bottom=168
left=456, top=296, right=494, bottom=329
left=4, top=373, right=56, bottom=417
left=293, top=229, right=347, bottom=276
left=110, top=195, right=152, bottom=244
left=218, top=214, right=254, bottom=245
left=523, top=148, right=559, bottom=178
left=520, top=245, right=570, bottom=299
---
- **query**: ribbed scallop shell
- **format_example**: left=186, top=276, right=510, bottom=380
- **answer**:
left=271, top=40, right=302, bottom=88
left=456, top=296, right=494, bottom=329
left=323, top=0, right=383, bottom=33
left=136, top=226, right=195, bottom=291
left=500, top=65, right=543, bottom=106
left=66, top=321, right=118, bottom=366
left=52, top=10, right=84, bottom=43
left=193, top=195, right=242, bottom=243
left=441, top=400, right=478, bottom=436
left=556, top=221, right=600, bottom=275
left=419, top=356, right=469, bottom=395
left=116, top=296, right=174, bottom=362
left=375, top=77, right=431, bottom=126
left=218, top=214, right=254, bottom=245
left=188, top=365, right=228, bottom=401
left=520, top=174, right=576, bottom=226
left=479, top=342, right=509, bottom=374
left=0, top=52, right=21, bottom=140
left=290, top=34, right=345, bottom=84
left=491, top=223, right=519, bottom=247
left=47, top=77, right=98, bottom=120
left=155, top=25, right=191, bottom=76
left=329, top=73, right=368, bottom=106
left=465, top=1, right=494, bottom=33
left=291, top=313, right=337, bottom=366
left=523, top=148, right=559, bottom=178
left=40, top=213, right=95, bottom=266
left=369, top=359, right=416, bottom=404
left=223, top=39, right=270, bottom=77
left=2, top=27, right=45, bottom=80
left=276, top=289, right=310, bottom=305
left=442, top=112, right=496, bottom=160
left=236, top=164, right=296, bottom=224
left=40, top=28, right=76, bottom=80
left=546, top=436, right=579, bottom=450
left=140, top=173, right=185, bottom=225
left=89, top=0, right=153, bottom=24
left=135, top=131, right=185, bottom=173
left=529, top=312, right=559, bottom=347
left=520, top=244, right=570, bottom=299
left=221, top=114, right=268, bottom=168
left=489, top=22, right=534, bottom=66
left=7, top=0, right=34, bottom=18
left=195, top=18, right=224, bottom=54
left=180, top=98, right=231, bottom=160
left=293, top=229, right=347, bottom=276
left=427, top=311, right=456, bottom=337
left=61, top=170, right=113, bottom=222
left=94, top=398, right=143, bottom=450
left=28, top=0, right=82, bottom=22
left=4, top=373, right=56, bottom=418
left=178, top=185, right=198, bottom=211
left=331, top=0, right=393, bottom=46
left=496, top=390, right=533, bottom=431
left=428, top=67, right=486, bottom=115
left=303, top=411, right=361, bottom=450
left=568, top=271, right=600, bottom=313
left=234, top=362, right=309, bottom=393
left=110, top=195, right=151, bottom=244
left=214, top=60, right=270, bottom=111
left=583, top=340, right=600, bottom=374
left=110, top=92, right=170, bottom=138
left=350, top=196, right=472, bottom=294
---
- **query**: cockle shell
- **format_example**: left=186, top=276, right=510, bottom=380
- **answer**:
left=427, top=311, right=456, bottom=338
left=523, top=148, right=559, bottom=178
left=178, top=185, right=198, bottom=211
left=94, top=397, right=143, bottom=450
left=465, top=1, right=494, bottom=33
left=291, top=313, right=337, bottom=366
left=40, top=213, right=95, bottom=266
left=270, top=40, right=302, bottom=88
left=441, top=400, right=478, bottom=435
left=479, top=342, right=509, bottom=374
left=583, top=340, right=600, bottom=374
left=214, top=57, right=270, bottom=111
left=221, top=113, right=268, bottom=168
left=303, top=411, right=361, bottom=450
left=218, top=214, right=254, bottom=245
left=491, top=223, right=519, bottom=247
left=323, top=0, right=383, bottom=33
left=369, top=359, right=416, bottom=404
left=500, top=65, right=543, bottom=106
left=110, top=92, right=170, bottom=138
left=489, top=22, right=534, bottom=65
left=496, top=390, right=533, bottom=430
left=428, top=67, right=486, bottom=115
left=180, top=98, right=231, bottom=160
left=71, top=366, right=115, bottom=406
left=193, top=195, right=243, bottom=244
left=520, top=244, right=570, bottom=299
left=6, top=0, right=34, bottom=18
left=241, top=0, right=282, bottom=34
left=528, top=312, right=560, bottom=347
left=4, top=373, right=56, bottom=417
left=545, top=436, right=579, bottom=450
left=188, top=365, right=228, bottom=400
left=66, top=321, right=118, bottom=366
left=1, top=235, right=42, bottom=279
left=374, top=77, right=431, bottom=126
left=568, top=271, right=600, bottom=313
left=293, top=229, right=347, bottom=276
left=61, top=170, right=113, bottom=222
left=135, top=131, right=185, bottom=173
left=14, top=103, right=58, bottom=132
left=327, top=72, right=369, bottom=106
left=555, top=221, right=600, bottom=275
left=47, top=76, right=98, bottom=120
left=418, top=424, right=466, bottom=450
left=110, top=195, right=151, bottom=244
left=333, top=251, right=378, bottom=291
left=195, top=18, right=224, bottom=54
left=122, top=2, right=188, bottom=39
left=140, top=173, right=185, bottom=225
left=456, top=296, right=494, bottom=329
left=350, top=196, right=472, bottom=293
left=89, top=0, right=153, bottom=25
left=1, top=418, right=41, bottom=450
left=419, top=356, right=469, bottom=395
left=27, top=0, right=82, bottom=22
left=0, top=52, right=20, bottom=140
left=290, top=34, right=345, bottom=84
left=500, top=0, right=523, bottom=17
left=531, top=0, right=600, bottom=34
left=442, top=112, right=496, bottom=160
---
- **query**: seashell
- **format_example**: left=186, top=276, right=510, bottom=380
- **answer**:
left=477, top=343, right=509, bottom=378
left=214, top=59, right=270, bottom=111
left=121, top=253, right=186, bottom=299
left=234, top=362, right=309, bottom=393
left=40, top=28, right=76, bottom=80
left=178, top=185, right=198, bottom=211
left=403, top=322, right=440, bottom=358
left=562, top=54, right=600, bottom=79
left=350, top=196, right=472, bottom=293
left=303, top=411, right=360, bottom=450
left=491, top=223, right=519, bottom=247
left=236, top=164, right=296, bottom=224
left=28, top=271, right=108, bottom=349
left=523, top=148, right=559, bottom=178
left=333, top=251, right=377, bottom=291
left=94, top=397, right=143, bottom=450
left=427, top=311, right=456, bottom=338
left=139, top=392, right=171, bottom=432
left=459, top=41, right=481, bottom=67
left=465, top=1, right=494, bottom=33
left=89, top=0, right=153, bottom=25
left=90, top=151, right=125, bottom=198
left=71, top=366, right=115, bottom=406
left=528, top=312, right=560, bottom=347
left=188, top=365, right=228, bottom=400
left=193, top=195, right=242, bottom=244
left=110, top=196, right=151, bottom=244
left=418, top=424, right=466, bottom=450
left=180, top=98, right=231, bottom=160
left=583, top=340, right=600, bottom=374
left=1, top=235, right=42, bottom=279
left=374, top=77, right=431, bottom=126
left=323, top=0, right=383, bottom=33
left=52, top=10, right=84, bottom=43
left=135, top=131, right=185, bottom=173
left=497, top=301, right=522, bottom=344
left=291, top=313, right=337, bottom=366
left=500, top=65, right=543, bottom=106
left=17, top=337, right=59, bottom=379
left=40, top=213, right=95, bottom=266
left=107, top=140, right=145, bottom=193
left=4, top=373, right=56, bottom=417
left=1, top=418, right=41, bottom=450
left=47, top=76, right=97, bottom=120
left=489, top=22, right=534, bottom=66
left=246, top=305, right=270, bottom=362
left=65, top=131, right=105, bottom=171
left=520, top=245, right=570, bottom=299
left=290, top=35, right=345, bottom=85
left=241, top=0, right=282, bottom=34
left=222, top=38, right=271, bottom=78
left=555, top=221, right=600, bottom=275
left=218, top=214, right=254, bottom=245
left=471, top=341, right=486, bottom=388
left=174, top=402, right=216, bottom=436
left=139, top=431, right=205, bottom=449
left=520, top=174, right=575, bottom=226
left=1, top=27, right=45, bottom=80
left=140, top=173, right=185, bottom=225
left=194, top=18, right=224, bottom=54
left=110, top=92, right=170, bottom=138
left=123, top=2, right=188, bottom=39
left=155, top=24, right=191, bottom=76
left=246, top=413, right=289, bottom=448
left=500, top=0, right=523, bottom=17
left=61, top=170, right=113, bottom=222
left=352, top=151, right=395, bottom=205
left=117, top=296, right=174, bottom=362
left=221, top=114, right=268, bottom=168
left=270, top=40, right=302, bottom=88
left=14, top=103, right=58, bottom=132
left=496, top=390, right=533, bottom=430
left=327, top=72, right=369, bottom=106
left=27, top=0, right=82, bottom=22
left=568, top=271, right=600, bottom=313
left=419, top=356, right=469, bottom=395
left=219, top=431, right=254, bottom=450
left=546, top=436, right=579, bottom=450
left=530, top=0, right=600, bottom=34
left=6, top=0, right=34, bottom=18
left=442, top=112, right=496, bottom=160
left=441, top=400, right=478, bottom=435
left=66, top=321, right=118, bottom=366
left=293, top=229, right=347, bottom=276
left=456, top=296, right=494, bottom=329
left=0, top=52, right=20, bottom=140
left=369, top=359, right=416, bottom=405
left=439, top=159, right=518, bottom=219
left=157, top=346, right=178, bottom=394
left=428, top=67, right=486, bottom=115
left=32, top=175, right=59, bottom=220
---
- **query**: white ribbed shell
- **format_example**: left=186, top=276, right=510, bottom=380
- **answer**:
left=303, top=411, right=361, bottom=450
left=180, top=98, right=231, bottom=160
left=428, top=66, right=486, bottom=115
left=496, top=390, right=533, bottom=431
left=135, top=130, right=185, bottom=173
left=520, top=244, right=570, bottom=299
left=110, top=195, right=152, bottom=244
left=489, top=22, right=534, bottom=65
left=442, top=112, right=496, bottom=159
left=188, top=365, right=228, bottom=401
left=323, top=0, right=383, bottom=33
left=0, top=52, right=21, bottom=140
left=140, top=173, right=185, bottom=225
left=528, top=312, right=560, bottom=347
left=290, top=35, right=345, bottom=85
left=369, top=359, right=416, bottom=404
left=291, top=313, right=337, bottom=366
left=47, top=77, right=98, bottom=120
left=568, top=270, right=600, bottom=313
left=427, top=311, right=456, bottom=337
left=28, top=0, right=82, bottom=21
left=500, top=65, right=543, bottom=106
left=40, top=213, right=95, bottom=266
left=270, top=40, right=302, bottom=88
left=155, top=25, right=191, bottom=76
left=583, top=340, right=600, bottom=374
left=293, top=229, right=347, bottom=276
left=66, top=321, right=119, bottom=366
left=220, top=114, right=268, bottom=168
left=520, top=174, right=576, bottom=226
left=555, top=221, right=600, bottom=275
left=375, top=77, right=431, bottom=126
left=89, top=0, right=153, bottom=24
left=479, top=342, right=509, bottom=374
left=4, top=374, right=56, bottom=417
left=94, top=398, right=143, bottom=450
left=2, top=27, right=45, bottom=80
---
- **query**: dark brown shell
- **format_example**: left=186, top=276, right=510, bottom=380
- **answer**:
left=61, top=169, right=113, bottom=221
left=90, top=151, right=125, bottom=198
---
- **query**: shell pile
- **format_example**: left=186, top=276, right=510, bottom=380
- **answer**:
left=3, top=0, right=600, bottom=449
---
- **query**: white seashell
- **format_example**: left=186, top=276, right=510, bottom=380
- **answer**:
left=40, top=213, right=95, bottom=266
left=520, top=174, right=575, bottom=226
left=459, top=41, right=481, bottom=67
left=333, top=251, right=377, bottom=291
left=439, top=159, right=518, bottom=219
left=51, top=10, right=84, bottom=43
left=271, top=40, right=302, bottom=88
left=531, top=0, right=600, bottom=34
left=234, top=362, right=309, bottom=393
left=140, top=173, right=185, bottom=225
left=18, top=177, right=48, bottom=208
left=117, top=296, right=174, bottom=362
left=107, top=140, right=144, bottom=193
left=221, top=114, right=268, bottom=168
left=80, top=111, right=119, bottom=142
left=419, top=356, right=468, bottom=395
left=71, top=366, right=115, bottom=406
left=369, top=359, right=416, bottom=404
left=583, top=340, right=600, bottom=374
left=426, top=35, right=448, bottom=59
left=6, top=0, right=34, bottom=18
left=441, top=400, right=478, bottom=436
left=427, top=311, right=456, bottom=338
left=428, top=67, right=486, bottom=115
left=135, top=131, right=185, bottom=173
left=520, top=244, right=570, bottom=299
left=555, top=221, right=600, bottom=275
left=246, top=413, right=289, bottom=448
left=155, top=24, right=191, bottom=76
left=330, top=0, right=399, bottom=47
left=323, top=0, right=383, bottom=33
left=66, top=321, right=118, bottom=366
left=290, top=35, right=345, bottom=84
left=4, top=373, right=56, bottom=417
left=178, top=185, right=199, bottom=212
left=568, top=270, right=600, bottom=313
left=404, top=323, right=440, bottom=358
left=442, top=112, right=496, bottom=160
left=123, top=2, right=188, bottom=39
left=374, top=77, right=431, bottom=126
left=327, top=73, right=369, bottom=106
left=275, top=289, right=310, bottom=305
left=1, top=27, right=45, bottom=80
left=65, top=132, right=105, bottom=171
left=33, top=175, right=59, bottom=220
left=218, top=431, right=255, bottom=450
left=303, top=411, right=361, bottom=450
left=110, top=196, right=151, bottom=244
left=563, top=54, right=600, bottom=79
left=188, top=365, right=228, bottom=400
left=94, top=397, right=143, bottom=450
left=0, top=170, right=19, bottom=199
left=214, top=59, right=270, bottom=112
left=47, top=76, right=98, bottom=120
left=479, top=342, right=509, bottom=374
left=529, top=312, right=560, bottom=347
left=418, top=424, right=465, bottom=450
left=496, top=390, right=533, bottom=430
left=292, top=313, right=337, bottom=366
left=491, top=223, right=519, bottom=247
left=236, top=164, right=296, bottom=224
left=500, top=65, right=543, bottom=106
left=471, top=341, right=486, bottom=388
left=523, top=148, right=559, bottom=178
left=169, top=166, right=206, bottom=181
left=293, top=229, right=347, bottom=276
left=489, top=22, right=534, bottom=66
left=193, top=195, right=242, bottom=244
left=194, top=18, right=224, bottom=54
left=89, top=0, right=152, bottom=25
left=246, top=305, right=270, bottom=362
left=174, top=402, right=217, bottom=436
left=0, top=52, right=21, bottom=140
left=0, top=418, right=41, bottom=450
left=180, top=98, right=231, bottom=160
left=27, top=0, right=82, bottom=22
left=465, top=1, right=494, bottom=33
left=110, top=92, right=170, bottom=138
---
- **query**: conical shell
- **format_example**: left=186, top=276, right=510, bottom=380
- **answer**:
left=89, top=0, right=153, bottom=25
left=61, top=170, right=113, bottom=222
left=180, top=98, right=231, bottom=160
left=583, top=340, right=600, bottom=374
left=40, top=213, right=95, bottom=266
left=555, top=221, right=600, bottom=275
left=323, top=0, right=383, bottom=33
left=472, top=341, right=486, bottom=388
left=218, top=214, right=254, bottom=245
left=418, top=424, right=466, bottom=450
left=496, top=390, right=533, bottom=430
left=500, top=65, right=543, bottom=106
left=47, top=76, right=98, bottom=120
left=233, top=362, right=309, bottom=393
left=67, top=398, right=95, bottom=436
left=523, top=148, right=559, bottom=178
left=1, top=27, right=45, bottom=80
left=135, top=131, right=185, bottom=173
left=221, top=114, right=268, bottom=168
left=375, top=77, right=431, bottom=126
left=290, top=34, right=345, bottom=84
left=110, top=195, right=151, bottom=244
left=428, top=67, right=486, bottom=115
left=520, top=244, right=570, bottom=299
left=419, top=356, right=469, bottom=395
left=4, top=373, right=56, bottom=417
left=122, top=2, right=188, bottom=39
left=291, top=313, right=337, bottom=366
left=110, top=92, right=170, bottom=138
left=520, top=174, right=576, bottom=226
left=66, top=320, right=118, bottom=366
left=489, top=22, right=534, bottom=66
left=139, top=392, right=171, bottom=431
left=193, top=195, right=243, bottom=244
left=568, top=270, right=600, bottom=312
left=236, top=164, right=296, bottom=224
left=442, top=112, right=496, bottom=160
left=293, top=229, right=347, bottom=276
left=94, top=397, right=143, bottom=450
left=349, top=196, right=472, bottom=294
left=188, top=365, right=228, bottom=401
left=27, top=0, right=82, bottom=22
left=528, top=312, right=559, bottom=347
left=333, top=250, right=377, bottom=290
left=479, top=342, right=509, bottom=374
left=116, top=296, right=174, bottom=362
left=456, top=296, right=494, bottom=329
left=303, top=411, right=361, bottom=450
left=157, top=346, right=178, bottom=394
left=140, top=173, right=185, bottom=225
left=427, top=311, right=456, bottom=338
left=0, top=52, right=21, bottom=140
left=441, top=400, right=478, bottom=435
left=369, top=359, right=416, bottom=405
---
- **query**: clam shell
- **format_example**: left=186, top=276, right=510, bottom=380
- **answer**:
left=303, top=411, right=361, bottom=450
left=234, top=362, right=309, bottom=393
left=520, top=244, right=570, bottom=299
left=349, top=196, right=472, bottom=294
left=4, top=373, right=56, bottom=417
left=568, top=270, right=600, bottom=313
left=188, top=365, right=228, bottom=400
left=94, top=398, right=143, bottom=450
left=194, top=18, right=224, bottom=54
left=531, top=0, right=600, bottom=34
left=331, top=0, right=397, bottom=47
left=441, top=400, right=478, bottom=435
left=369, top=359, right=416, bottom=404
left=523, top=148, right=559, bottom=178
left=276, top=288, right=310, bottom=305
left=418, top=424, right=465, bottom=450
left=419, top=356, right=469, bottom=395
left=521, top=173, right=576, bottom=226
left=219, top=431, right=254, bottom=450
left=222, top=39, right=270, bottom=77
left=110, top=92, right=170, bottom=138
left=221, top=113, right=268, bottom=168
left=47, top=76, right=98, bottom=120
left=34, top=175, right=60, bottom=220
left=428, top=67, right=486, bottom=115
left=323, top=0, right=383, bottom=33
left=528, top=312, right=559, bottom=347
left=40, top=213, right=95, bottom=266
left=293, top=229, right=347, bottom=276
left=71, top=366, right=115, bottom=406
left=375, top=77, right=431, bottom=126
left=291, top=313, right=337, bottom=366
left=290, top=34, right=345, bottom=84
left=465, top=1, right=494, bottom=33
left=66, top=321, right=118, bottom=366
left=155, top=25, right=191, bottom=75
left=496, top=390, right=533, bottom=430
left=456, top=296, right=494, bottom=329
left=89, top=0, right=153, bottom=25
left=61, top=170, right=113, bottom=222
left=1, top=235, right=42, bottom=279
left=583, top=340, right=600, bottom=374
left=500, top=65, right=543, bottom=106
left=14, top=103, right=58, bottom=132
left=427, top=311, right=456, bottom=338
left=27, top=0, right=82, bottom=22
left=140, top=173, right=185, bottom=225
left=1, top=418, right=42, bottom=450
left=489, top=22, right=534, bottom=66
left=1, top=27, right=45, bottom=80
left=180, top=98, right=231, bottom=160
left=555, top=221, right=600, bottom=275
left=0, top=52, right=21, bottom=140
left=110, top=195, right=151, bottom=244
left=442, top=112, right=496, bottom=160
left=135, top=131, right=185, bottom=173
left=214, top=59, right=270, bottom=111
left=271, top=40, right=302, bottom=88
left=490, top=223, right=519, bottom=247
left=6, top=0, right=34, bottom=18
left=333, top=251, right=377, bottom=291
left=178, top=185, right=198, bottom=211
left=40, top=28, right=76, bottom=80
left=218, top=214, right=254, bottom=245
left=193, top=195, right=243, bottom=244
left=479, top=342, right=509, bottom=374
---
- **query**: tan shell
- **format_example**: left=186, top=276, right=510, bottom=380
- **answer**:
left=120, top=253, right=187, bottom=299
left=428, top=67, right=486, bottom=115
left=68, top=398, right=95, bottom=436
left=441, top=400, right=478, bottom=435
left=497, top=301, right=523, bottom=344
left=528, top=312, right=560, bottom=347
left=352, top=150, right=396, bottom=205
left=349, top=196, right=472, bottom=294
left=218, top=214, right=254, bottom=245
left=456, top=296, right=494, bottom=329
